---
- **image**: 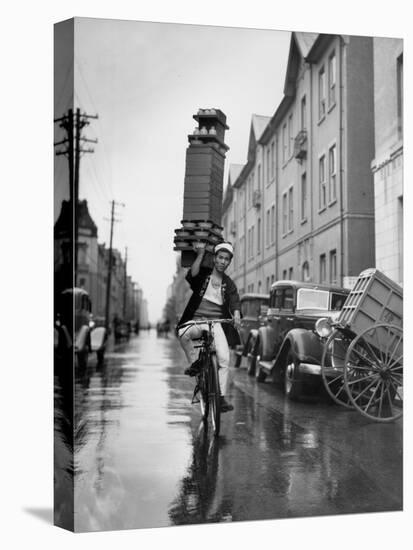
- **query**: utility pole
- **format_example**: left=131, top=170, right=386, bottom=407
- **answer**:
left=74, top=108, right=98, bottom=285
left=123, top=246, right=128, bottom=320
left=104, top=200, right=125, bottom=331
left=54, top=108, right=98, bottom=286
left=54, top=109, right=75, bottom=289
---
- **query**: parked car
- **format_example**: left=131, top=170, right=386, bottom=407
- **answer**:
left=233, top=293, right=269, bottom=368
left=247, top=280, right=349, bottom=400
left=54, top=288, right=107, bottom=368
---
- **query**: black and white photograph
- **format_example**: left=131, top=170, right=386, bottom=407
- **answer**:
left=53, top=17, right=403, bottom=532
left=2, top=2, right=411, bottom=548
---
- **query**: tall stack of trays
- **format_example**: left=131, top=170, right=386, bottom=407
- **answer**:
left=174, top=108, right=229, bottom=268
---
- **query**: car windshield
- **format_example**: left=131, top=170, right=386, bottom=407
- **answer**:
left=241, top=299, right=268, bottom=317
left=296, top=288, right=330, bottom=310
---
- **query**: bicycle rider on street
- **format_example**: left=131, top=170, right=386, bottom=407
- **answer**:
left=177, top=241, right=241, bottom=412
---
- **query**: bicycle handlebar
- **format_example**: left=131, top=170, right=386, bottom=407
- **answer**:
left=178, top=318, right=234, bottom=330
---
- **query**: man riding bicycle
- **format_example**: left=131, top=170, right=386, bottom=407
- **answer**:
left=177, top=241, right=241, bottom=412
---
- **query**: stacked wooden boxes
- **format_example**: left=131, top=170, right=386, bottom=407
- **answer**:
left=174, top=109, right=229, bottom=267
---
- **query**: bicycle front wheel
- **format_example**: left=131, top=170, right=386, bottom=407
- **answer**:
left=209, top=353, right=221, bottom=436
left=199, top=367, right=209, bottom=422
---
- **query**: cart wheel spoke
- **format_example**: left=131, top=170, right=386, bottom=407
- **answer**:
left=386, top=354, right=403, bottom=371
left=388, top=378, right=403, bottom=403
left=384, top=335, right=403, bottom=369
left=385, top=385, right=394, bottom=417
left=350, top=345, right=380, bottom=370
left=377, top=382, right=385, bottom=418
left=362, top=380, right=382, bottom=412
left=351, top=377, right=379, bottom=402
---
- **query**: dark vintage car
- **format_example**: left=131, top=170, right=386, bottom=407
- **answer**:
left=247, top=280, right=349, bottom=400
left=233, top=293, right=269, bottom=367
left=54, top=288, right=107, bottom=367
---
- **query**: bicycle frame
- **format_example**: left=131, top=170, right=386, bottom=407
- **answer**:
left=179, top=318, right=234, bottom=436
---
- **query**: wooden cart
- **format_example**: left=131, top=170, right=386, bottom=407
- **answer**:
left=321, top=268, right=403, bottom=422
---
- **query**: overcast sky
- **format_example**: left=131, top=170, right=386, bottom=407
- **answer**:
left=55, top=17, right=290, bottom=322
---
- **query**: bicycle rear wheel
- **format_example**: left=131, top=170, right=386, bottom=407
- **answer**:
left=209, top=353, right=221, bottom=436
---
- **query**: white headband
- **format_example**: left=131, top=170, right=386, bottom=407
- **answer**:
left=214, top=242, right=234, bottom=256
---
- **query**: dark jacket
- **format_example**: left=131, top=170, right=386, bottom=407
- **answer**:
left=177, top=267, right=241, bottom=347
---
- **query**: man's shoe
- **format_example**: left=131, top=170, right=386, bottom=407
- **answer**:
left=184, top=359, right=202, bottom=377
left=220, top=396, right=234, bottom=412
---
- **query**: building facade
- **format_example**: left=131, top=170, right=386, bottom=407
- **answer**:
left=371, top=38, right=403, bottom=285
left=223, top=32, right=376, bottom=292
left=55, top=199, right=145, bottom=324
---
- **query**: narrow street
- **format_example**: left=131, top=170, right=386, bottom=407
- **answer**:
left=59, top=330, right=402, bottom=532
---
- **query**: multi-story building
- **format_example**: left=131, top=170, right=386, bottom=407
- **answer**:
left=371, top=38, right=403, bottom=285
left=223, top=32, right=376, bottom=292
left=55, top=199, right=145, bottom=323
left=222, top=116, right=271, bottom=295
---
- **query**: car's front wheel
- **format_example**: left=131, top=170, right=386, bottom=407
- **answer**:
left=284, top=350, right=303, bottom=401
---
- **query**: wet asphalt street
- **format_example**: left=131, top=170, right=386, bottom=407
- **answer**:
left=58, top=330, right=402, bottom=532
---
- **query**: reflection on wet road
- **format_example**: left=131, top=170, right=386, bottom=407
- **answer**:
left=55, top=330, right=402, bottom=532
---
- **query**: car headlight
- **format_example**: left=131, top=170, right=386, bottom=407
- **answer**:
left=315, top=317, right=333, bottom=338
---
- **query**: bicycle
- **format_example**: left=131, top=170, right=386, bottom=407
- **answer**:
left=178, top=318, right=234, bottom=437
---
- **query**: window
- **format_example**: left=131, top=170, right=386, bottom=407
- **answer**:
left=288, top=186, right=294, bottom=231
left=397, top=54, right=403, bottom=138
left=320, top=254, right=326, bottom=283
left=328, top=145, right=337, bottom=202
left=266, top=209, right=270, bottom=246
left=301, top=172, right=307, bottom=221
left=239, top=190, right=244, bottom=219
left=302, top=261, right=310, bottom=281
left=301, top=95, right=307, bottom=130
left=282, top=269, right=287, bottom=280
left=257, top=218, right=261, bottom=254
left=288, top=267, right=294, bottom=280
left=328, top=52, right=336, bottom=106
left=319, top=66, right=326, bottom=119
left=248, top=177, right=252, bottom=208
left=240, top=235, right=245, bottom=265
left=271, top=205, right=275, bottom=243
left=266, top=149, right=270, bottom=184
left=251, top=225, right=254, bottom=258
left=282, top=123, right=287, bottom=163
left=266, top=276, right=270, bottom=292
left=288, top=114, right=293, bottom=157
left=271, top=274, right=275, bottom=285
left=274, top=288, right=294, bottom=310
left=271, top=141, right=275, bottom=179
left=319, top=155, right=326, bottom=209
left=330, top=249, right=337, bottom=284
left=247, top=227, right=255, bottom=260
left=297, top=288, right=329, bottom=310
left=282, top=193, right=288, bottom=235
left=331, top=293, right=347, bottom=311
